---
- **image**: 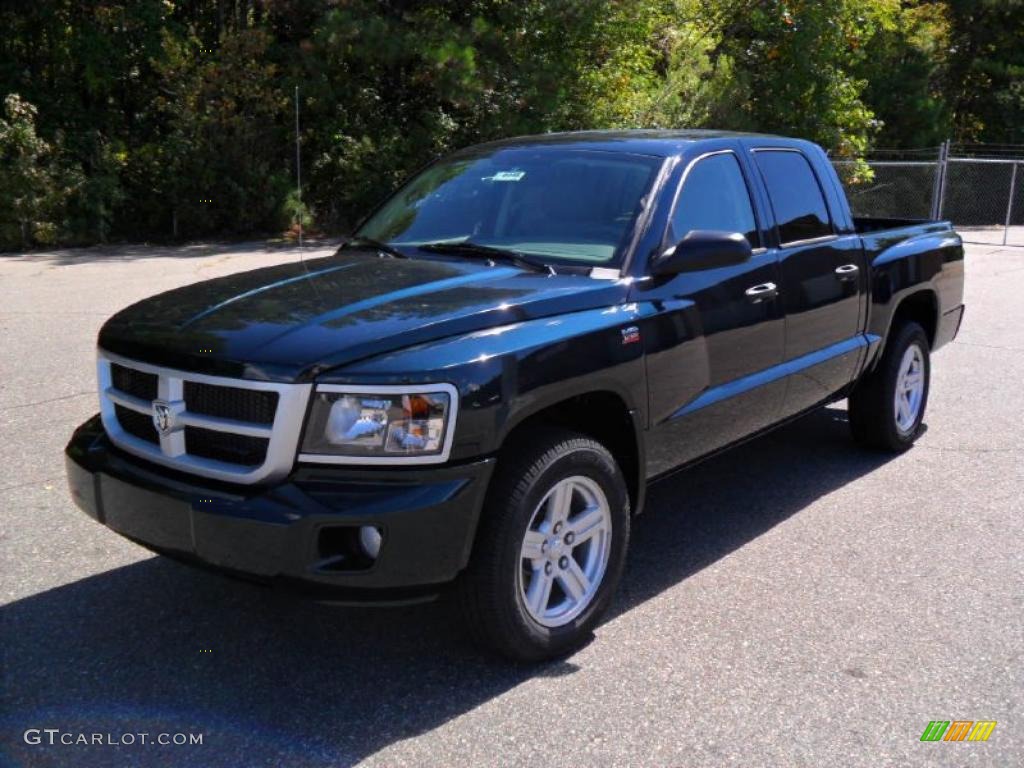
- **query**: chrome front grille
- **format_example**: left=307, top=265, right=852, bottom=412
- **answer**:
left=98, top=351, right=311, bottom=484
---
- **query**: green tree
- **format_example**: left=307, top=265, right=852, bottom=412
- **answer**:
left=1, top=0, right=1020, bottom=249
left=629, top=0, right=742, bottom=129
left=857, top=1, right=954, bottom=148
left=0, top=94, right=70, bottom=247
left=945, top=0, right=1024, bottom=143
left=151, top=28, right=291, bottom=238
left=296, top=1, right=642, bottom=231
left=705, top=0, right=897, bottom=159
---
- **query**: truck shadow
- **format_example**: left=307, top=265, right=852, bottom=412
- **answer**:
left=1, top=404, right=898, bottom=767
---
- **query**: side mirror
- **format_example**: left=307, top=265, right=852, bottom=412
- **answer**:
left=651, top=230, right=753, bottom=275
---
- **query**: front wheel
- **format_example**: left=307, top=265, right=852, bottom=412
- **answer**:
left=848, top=321, right=931, bottom=451
left=457, top=428, right=630, bottom=661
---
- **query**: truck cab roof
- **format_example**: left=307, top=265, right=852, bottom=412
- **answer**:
left=457, top=129, right=795, bottom=159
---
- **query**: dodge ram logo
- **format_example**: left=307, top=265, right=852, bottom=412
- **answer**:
left=152, top=400, right=175, bottom=435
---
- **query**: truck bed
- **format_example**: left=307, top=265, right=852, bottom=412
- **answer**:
left=853, top=216, right=949, bottom=234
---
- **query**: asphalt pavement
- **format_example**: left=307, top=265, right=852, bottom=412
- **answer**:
left=1, top=240, right=1021, bottom=767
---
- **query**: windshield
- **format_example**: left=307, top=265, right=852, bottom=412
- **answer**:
left=357, top=148, right=662, bottom=267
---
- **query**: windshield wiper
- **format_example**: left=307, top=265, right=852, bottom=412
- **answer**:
left=339, top=236, right=408, bottom=259
left=418, top=240, right=555, bottom=275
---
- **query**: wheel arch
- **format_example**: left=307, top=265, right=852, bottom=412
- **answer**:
left=495, top=390, right=645, bottom=518
left=892, top=289, right=939, bottom=347
left=868, top=288, right=939, bottom=373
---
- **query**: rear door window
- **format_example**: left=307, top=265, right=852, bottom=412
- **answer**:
left=753, top=150, right=833, bottom=245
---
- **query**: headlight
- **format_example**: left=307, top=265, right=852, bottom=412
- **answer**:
left=299, top=384, right=458, bottom=464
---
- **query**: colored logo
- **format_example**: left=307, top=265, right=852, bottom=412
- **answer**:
left=621, top=326, right=640, bottom=345
left=920, top=720, right=997, bottom=742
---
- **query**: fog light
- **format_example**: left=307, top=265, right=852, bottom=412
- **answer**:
left=358, top=525, right=382, bottom=559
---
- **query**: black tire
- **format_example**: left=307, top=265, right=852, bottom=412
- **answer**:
left=457, top=427, right=630, bottom=661
left=848, top=321, right=931, bottom=451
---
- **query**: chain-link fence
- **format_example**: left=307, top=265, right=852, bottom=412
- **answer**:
left=833, top=143, right=1024, bottom=246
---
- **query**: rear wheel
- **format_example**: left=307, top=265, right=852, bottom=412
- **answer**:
left=848, top=321, right=930, bottom=451
left=457, top=428, right=630, bottom=661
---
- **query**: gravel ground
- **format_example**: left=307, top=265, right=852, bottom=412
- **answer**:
left=1, top=240, right=1021, bottom=767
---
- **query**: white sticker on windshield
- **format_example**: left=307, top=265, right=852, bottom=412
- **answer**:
left=491, top=170, right=525, bottom=182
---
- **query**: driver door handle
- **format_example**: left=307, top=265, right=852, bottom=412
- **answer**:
left=835, top=263, right=860, bottom=281
left=745, top=282, right=778, bottom=304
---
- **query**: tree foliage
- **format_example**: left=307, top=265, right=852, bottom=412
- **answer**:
left=0, top=0, right=1019, bottom=249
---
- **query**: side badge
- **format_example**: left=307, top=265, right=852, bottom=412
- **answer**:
left=621, top=325, right=640, bottom=345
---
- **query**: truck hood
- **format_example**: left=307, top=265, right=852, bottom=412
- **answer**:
left=98, top=251, right=628, bottom=381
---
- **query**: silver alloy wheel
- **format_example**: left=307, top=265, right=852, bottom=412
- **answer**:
left=518, top=475, right=613, bottom=628
left=894, top=343, right=926, bottom=434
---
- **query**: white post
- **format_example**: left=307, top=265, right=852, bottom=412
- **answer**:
left=930, top=142, right=947, bottom=220
left=1004, top=162, right=1018, bottom=247
left=295, top=85, right=303, bottom=249
left=935, top=140, right=950, bottom=220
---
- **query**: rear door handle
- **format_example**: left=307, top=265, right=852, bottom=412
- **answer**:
left=745, top=282, right=778, bottom=304
left=835, top=263, right=860, bottom=281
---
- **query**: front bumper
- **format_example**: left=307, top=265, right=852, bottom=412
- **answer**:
left=66, top=415, right=495, bottom=602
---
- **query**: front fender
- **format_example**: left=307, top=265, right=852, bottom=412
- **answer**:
left=319, top=304, right=650, bottom=462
